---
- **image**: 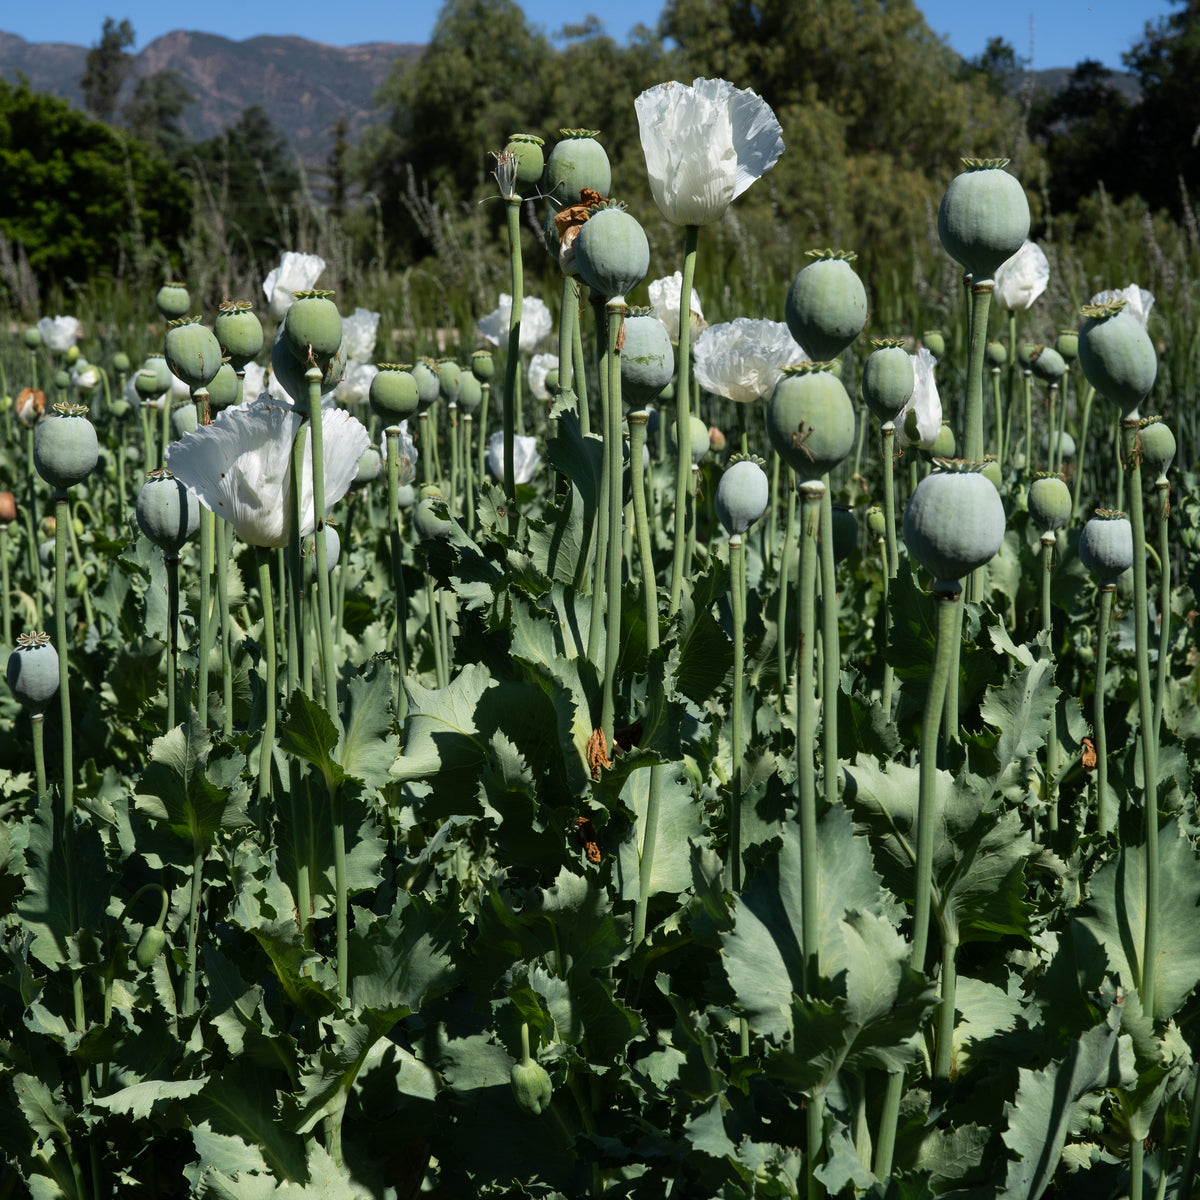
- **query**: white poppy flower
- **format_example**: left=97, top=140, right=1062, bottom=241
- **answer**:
left=341, top=307, right=381, bottom=362
left=897, top=348, right=942, bottom=449
left=648, top=272, right=705, bottom=344
left=70, top=362, right=101, bottom=392
left=994, top=240, right=1050, bottom=311
left=527, top=353, right=558, bottom=401
left=165, top=399, right=369, bottom=547
left=1091, top=283, right=1155, bottom=327
left=476, top=294, right=554, bottom=351
left=241, top=361, right=268, bottom=404
left=386, top=420, right=419, bottom=487
left=334, top=361, right=378, bottom=406
left=486, top=430, right=541, bottom=485
left=693, top=318, right=804, bottom=404
left=37, top=315, right=81, bottom=353
left=169, top=372, right=192, bottom=402
left=635, top=77, right=784, bottom=227
left=263, top=252, right=326, bottom=322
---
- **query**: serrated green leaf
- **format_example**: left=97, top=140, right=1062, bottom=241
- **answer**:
left=91, top=1078, right=206, bottom=1119
left=12, top=1073, right=69, bottom=1142
left=335, top=658, right=398, bottom=792
left=279, top=690, right=344, bottom=790
left=392, top=662, right=492, bottom=782
left=613, top=762, right=702, bottom=901
left=978, top=654, right=1057, bottom=787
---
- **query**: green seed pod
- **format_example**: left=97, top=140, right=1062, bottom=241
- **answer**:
left=716, top=457, right=769, bottom=534
left=135, top=925, right=168, bottom=970
left=55, top=369, right=71, bottom=391
left=457, top=371, right=483, bottom=414
left=1047, top=431, right=1076, bottom=461
left=985, top=341, right=1008, bottom=367
left=355, top=447, right=383, bottom=485
left=471, top=349, right=494, bottom=381
left=136, top=470, right=200, bottom=553
left=937, top=158, right=1030, bottom=281
left=215, top=300, right=264, bottom=370
left=932, top=422, right=956, bottom=458
left=6, top=630, right=59, bottom=712
left=981, top=457, right=1003, bottom=490
left=510, top=1059, right=553, bottom=1116
left=766, top=363, right=856, bottom=483
left=208, top=361, right=240, bottom=411
left=1028, top=473, right=1072, bottom=533
left=574, top=203, right=649, bottom=302
left=23, top=326, right=42, bottom=349
left=139, top=354, right=173, bottom=397
left=866, top=506, right=886, bottom=539
left=862, top=339, right=914, bottom=423
left=110, top=398, right=131, bottom=420
left=670, top=414, right=713, bottom=466
left=504, top=133, right=545, bottom=186
left=306, top=524, right=341, bottom=579
left=155, top=281, right=191, bottom=320
left=1138, top=417, right=1175, bottom=482
left=922, top=330, right=946, bottom=359
left=544, top=368, right=559, bottom=395
left=412, top=360, right=441, bottom=411
left=546, top=129, right=611, bottom=205
left=172, top=403, right=199, bottom=438
left=831, top=503, right=858, bottom=564
left=621, top=308, right=674, bottom=408
left=283, top=290, right=343, bottom=367
left=165, top=316, right=222, bottom=391
left=1077, top=300, right=1157, bottom=418
left=1078, top=509, right=1133, bottom=587
left=1016, top=343, right=1037, bottom=371
left=784, top=249, right=867, bottom=362
left=437, top=359, right=462, bottom=403
left=1029, top=345, right=1067, bottom=383
left=370, top=364, right=420, bottom=421
left=1055, top=329, right=1079, bottom=361
left=35, top=403, right=98, bottom=490
left=111, top=351, right=131, bottom=374
left=413, top=485, right=451, bottom=540
left=902, top=461, right=1006, bottom=590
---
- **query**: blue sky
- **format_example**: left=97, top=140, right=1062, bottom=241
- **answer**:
left=0, top=0, right=1177, bottom=71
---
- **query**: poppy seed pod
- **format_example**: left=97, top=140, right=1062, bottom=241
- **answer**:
left=1138, top=417, right=1176, bottom=483
left=716, top=457, right=769, bottom=535
left=766, top=363, right=856, bottom=483
left=504, top=133, right=545, bottom=186
left=862, top=339, right=914, bottom=424
left=938, top=158, right=1031, bottom=281
left=546, top=129, right=611, bottom=205
left=621, top=308, right=675, bottom=407
left=155, top=281, right=191, bottom=320
left=215, top=300, right=264, bottom=371
left=165, top=317, right=222, bottom=392
left=1078, top=510, right=1133, bottom=587
left=35, top=403, right=98, bottom=490
left=574, top=204, right=649, bottom=302
left=284, top=291, right=343, bottom=368
left=1028, top=474, right=1072, bottom=534
left=137, top=470, right=200, bottom=553
left=784, top=249, right=867, bottom=363
left=370, top=365, right=420, bottom=422
left=1078, top=300, right=1157, bottom=418
left=6, top=630, right=59, bottom=712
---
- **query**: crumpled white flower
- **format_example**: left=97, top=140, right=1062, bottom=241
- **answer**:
left=169, top=371, right=192, bottom=402
left=241, top=361, right=268, bottom=404
left=165, top=399, right=369, bottom=547
left=37, top=315, right=81, bottom=353
left=694, top=318, right=804, bottom=404
left=994, top=240, right=1050, bottom=311
left=648, top=273, right=705, bottom=344
left=527, top=353, right=558, bottom=401
left=70, top=361, right=100, bottom=392
left=1091, top=283, right=1155, bottom=327
left=635, top=77, right=784, bottom=227
left=341, top=307, right=381, bottom=362
left=334, top=361, right=378, bottom=406
left=386, top=420, right=419, bottom=487
left=476, top=294, right=553, bottom=351
left=486, top=430, right=541, bottom=485
left=897, top=348, right=942, bottom=449
left=263, top=252, right=326, bottom=322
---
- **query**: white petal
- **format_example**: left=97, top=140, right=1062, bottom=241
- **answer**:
left=342, top=307, right=381, bottom=362
left=694, top=318, right=805, bottom=403
left=295, top=408, right=371, bottom=538
left=647, top=272, right=705, bottom=343
left=263, top=251, right=326, bottom=320
left=527, top=353, right=558, bottom=401
left=898, top=349, right=942, bottom=449
left=994, top=240, right=1050, bottom=311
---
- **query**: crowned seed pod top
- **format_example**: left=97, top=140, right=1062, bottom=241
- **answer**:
left=370, top=364, right=420, bottom=421
left=1029, top=344, right=1067, bottom=384
left=621, top=307, right=674, bottom=408
left=922, top=330, right=946, bottom=359
left=155, top=281, right=191, bottom=321
left=136, top=470, right=200, bottom=554
left=766, top=363, right=856, bottom=483
left=6, top=630, right=59, bottom=712
left=1078, top=509, right=1133, bottom=587
left=504, top=133, right=545, bottom=187
left=471, top=349, right=494, bottom=381
left=215, top=300, right=264, bottom=370
left=1138, top=417, right=1176, bottom=483
left=573, top=202, right=649, bottom=302
left=784, top=249, right=867, bottom=363
left=283, top=290, right=343, bottom=369
left=165, top=316, right=222, bottom=391
left=862, top=339, right=914, bottom=423
left=1077, top=300, right=1157, bottom=418
left=546, top=129, right=611, bottom=205
left=902, top=460, right=1006, bottom=591
left=1028, top=473, right=1072, bottom=534
left=271, top=322, right=346, bottom=408
left=34, top=403, right=98, bottom=490
left=1055, top=329, right=1079, bottom=361
left=937, top=158, right=1031, bottom=281
left=716, top=457, right=769, bottom=535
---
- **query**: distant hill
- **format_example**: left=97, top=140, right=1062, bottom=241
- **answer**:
left=0, top=30, right=422, bottom=165
left=1027, top=66, right=1141, bottom=103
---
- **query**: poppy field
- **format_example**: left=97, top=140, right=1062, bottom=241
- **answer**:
left=1, top=78, right=1200, bottom=1200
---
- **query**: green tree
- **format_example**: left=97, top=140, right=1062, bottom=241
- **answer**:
left=123, top=69, right=194, bottom=159
left=324, top=117, right=350, bottom=221
left=0, top=79, right=190, bottom=288
left=966, top=36, right=1027, bottom=98
left=80, top=17, right=136, bottom=122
